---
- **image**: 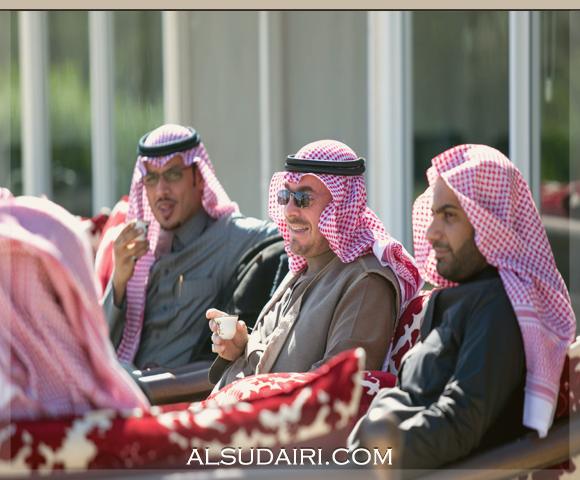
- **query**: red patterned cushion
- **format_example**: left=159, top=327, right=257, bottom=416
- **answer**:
left=555, top=338, right=580, bottom=419
left=358, top=370, right=397, bottom=416
left=384, top=290, right=434, bottom=375
left=204, top=366, right=396, bottom=419
left=1, top=348, right=365, bottom=472
left=94, top=196, right=128, bottom=299
left=203, top=371, right=318, bottom=407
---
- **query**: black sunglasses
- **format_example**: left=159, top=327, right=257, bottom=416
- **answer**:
left=277, top=189, right=330, bottom=209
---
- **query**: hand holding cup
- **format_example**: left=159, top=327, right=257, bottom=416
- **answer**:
left=207, top=308, right=248, bottom=362
left=112, top=220, right=150, bottom=307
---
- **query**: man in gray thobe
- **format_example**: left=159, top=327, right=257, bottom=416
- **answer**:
left=101, top=125, right=278, bottom=369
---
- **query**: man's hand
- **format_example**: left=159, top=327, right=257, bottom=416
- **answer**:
left=112, top=221, right=149, bottom=308
left=207, top=308, right=248, bottom=362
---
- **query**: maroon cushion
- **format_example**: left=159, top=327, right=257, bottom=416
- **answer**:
left=2, top=348, right=366, bottom=471
left=204, top=366, right=397, bottom=419
left=385, top=290, right=434, bottom=375
left=358, top=370, right=397, bottom=416
left=203, top=371, right=318, bottom=407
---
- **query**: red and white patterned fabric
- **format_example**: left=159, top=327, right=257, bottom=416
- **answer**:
left=203, top=364, right=396, bottom=419
left=382, top=290, right=434, bottom=374
left=202, top=371, right=317, bottom=407
left=2, top=348, right=365, bottom=471
left=412, top=144, right=577, bottom=437
left=94, top=196, right=129, bottom=299
left=118, top=125, right=239, bottom=363
left=78, top=210, right=110, bottom=259
left=358, top=370, right=397, bottom=416
left=554, top=337, right=580, bottom=420
left=269, top=140, right=422, bottom=309
left=0, top=196, right=149, bottom=422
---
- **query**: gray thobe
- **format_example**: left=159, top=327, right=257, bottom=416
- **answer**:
left=102, top=208, right=279, bottom=369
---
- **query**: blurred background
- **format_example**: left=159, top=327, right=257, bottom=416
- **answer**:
left=0, top=11, right=578, bottom=332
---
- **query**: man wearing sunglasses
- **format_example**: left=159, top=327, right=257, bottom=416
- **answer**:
left=207, top=140, right=423, bottom=390
left=101, top=124, right=278, bottom=369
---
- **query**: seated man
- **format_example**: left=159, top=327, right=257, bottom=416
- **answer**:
left=101, top=124, right=278, bottom=369
left=349, top=144, right=577, bottom=468
left=0, top=194, right=149, bottom=421
left=208, top=140, right=423, bottom=390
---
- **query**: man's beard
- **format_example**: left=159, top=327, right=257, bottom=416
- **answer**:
left=162, top=222, right=181, bottom=231
left=154, top=197, right=181, bottom=231
left=434, top=237, right=488, bottom=283
left=287, top=221, right=330, bottom=258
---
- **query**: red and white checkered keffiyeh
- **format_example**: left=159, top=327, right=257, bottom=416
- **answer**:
left=269, top=140, right=422, bottom=310
left=117, top=124, right=239, bottom=363
left=412, top=144, right=576, bottom=437
left=0, top=196, right=149, bottom=421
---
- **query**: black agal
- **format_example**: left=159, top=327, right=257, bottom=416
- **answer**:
left=285, top=155, right=366, bottom=176
left=137, top=127, right=201, bottom=157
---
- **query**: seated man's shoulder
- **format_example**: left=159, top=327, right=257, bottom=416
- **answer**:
left=317, top=253, right=399, bottom=288
left=351, top=253, right=397, bottom=280
left=225, top=213, right=277, bottom=234
left=327, top=253, right=399, bottom=297
left=466, top=275, right=512, bottom=309
left=453, top=275, right=520, bottom=333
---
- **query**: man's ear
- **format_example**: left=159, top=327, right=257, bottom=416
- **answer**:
left=194, top=166, right=204, bottom=190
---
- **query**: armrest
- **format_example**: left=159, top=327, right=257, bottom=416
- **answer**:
left=417, top=412, right=580, bottom=480
left=135, top=361, right=215, bottom=405
left=136, top=360, right=214, bottom=377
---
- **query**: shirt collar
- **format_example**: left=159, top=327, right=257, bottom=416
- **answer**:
left=304, top=248, right=337, bottom=275
left=459, top=264, right=500, bottom=284
left=171, top=207, right=210, bottom=252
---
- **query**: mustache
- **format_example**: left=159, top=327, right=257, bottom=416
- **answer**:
left=286, top=219, right=309, bottom=228
left=431, top=241, right=451, bottom=250
left=155, top=197, right=177, bottom=207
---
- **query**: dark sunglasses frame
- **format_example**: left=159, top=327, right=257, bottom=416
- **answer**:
left=277, top=189, right=330, bottom=209
left=141, top=165, right=193, bottom=187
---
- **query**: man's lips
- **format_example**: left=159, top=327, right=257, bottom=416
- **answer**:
left=288, top=223, right=309, bottom=235
left=155, top=199, right=177, bottom=219
left=432, top=246, right=452, bottom=260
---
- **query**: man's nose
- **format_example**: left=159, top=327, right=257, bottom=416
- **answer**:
left=425, top=216, right=440, bottom=244
left=284, top=195, right=301, bottom=218
left=154, top=176, right=171, bottom=197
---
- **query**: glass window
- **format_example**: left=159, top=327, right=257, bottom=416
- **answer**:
left=48, top=11, right=92, bottom=217
left=413, top=12, right=510, bottom=198
left=4, top=12, right=21, bottom=196
left=114, top=11, right=163, bottom=201
left=572, top=12, right=580, bottom=334
left=538, top=12, right=579, bottom=333
left=0, top=12, right=8, bottom=192
left=187, top=12, right=261, bottom=218
left=282, top=12, right=368, bottom=161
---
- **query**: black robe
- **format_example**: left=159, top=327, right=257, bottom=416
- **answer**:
left=349, top=266, right=531, bottom=469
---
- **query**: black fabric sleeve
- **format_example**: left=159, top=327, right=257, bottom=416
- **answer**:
left=208, top=356, right=234, bottom=385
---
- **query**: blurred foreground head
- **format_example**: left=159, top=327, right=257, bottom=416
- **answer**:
left=0, top=194, right=149, bottom=421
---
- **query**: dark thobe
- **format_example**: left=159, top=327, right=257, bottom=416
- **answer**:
left=102, top=208, right=278, bottom=369
left=349, top=266, right=530, bottom=469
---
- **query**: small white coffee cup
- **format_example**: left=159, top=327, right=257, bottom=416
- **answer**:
left=216, top=315, right=239, bottom=340
left=134, top=220, right=150, bottom=241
